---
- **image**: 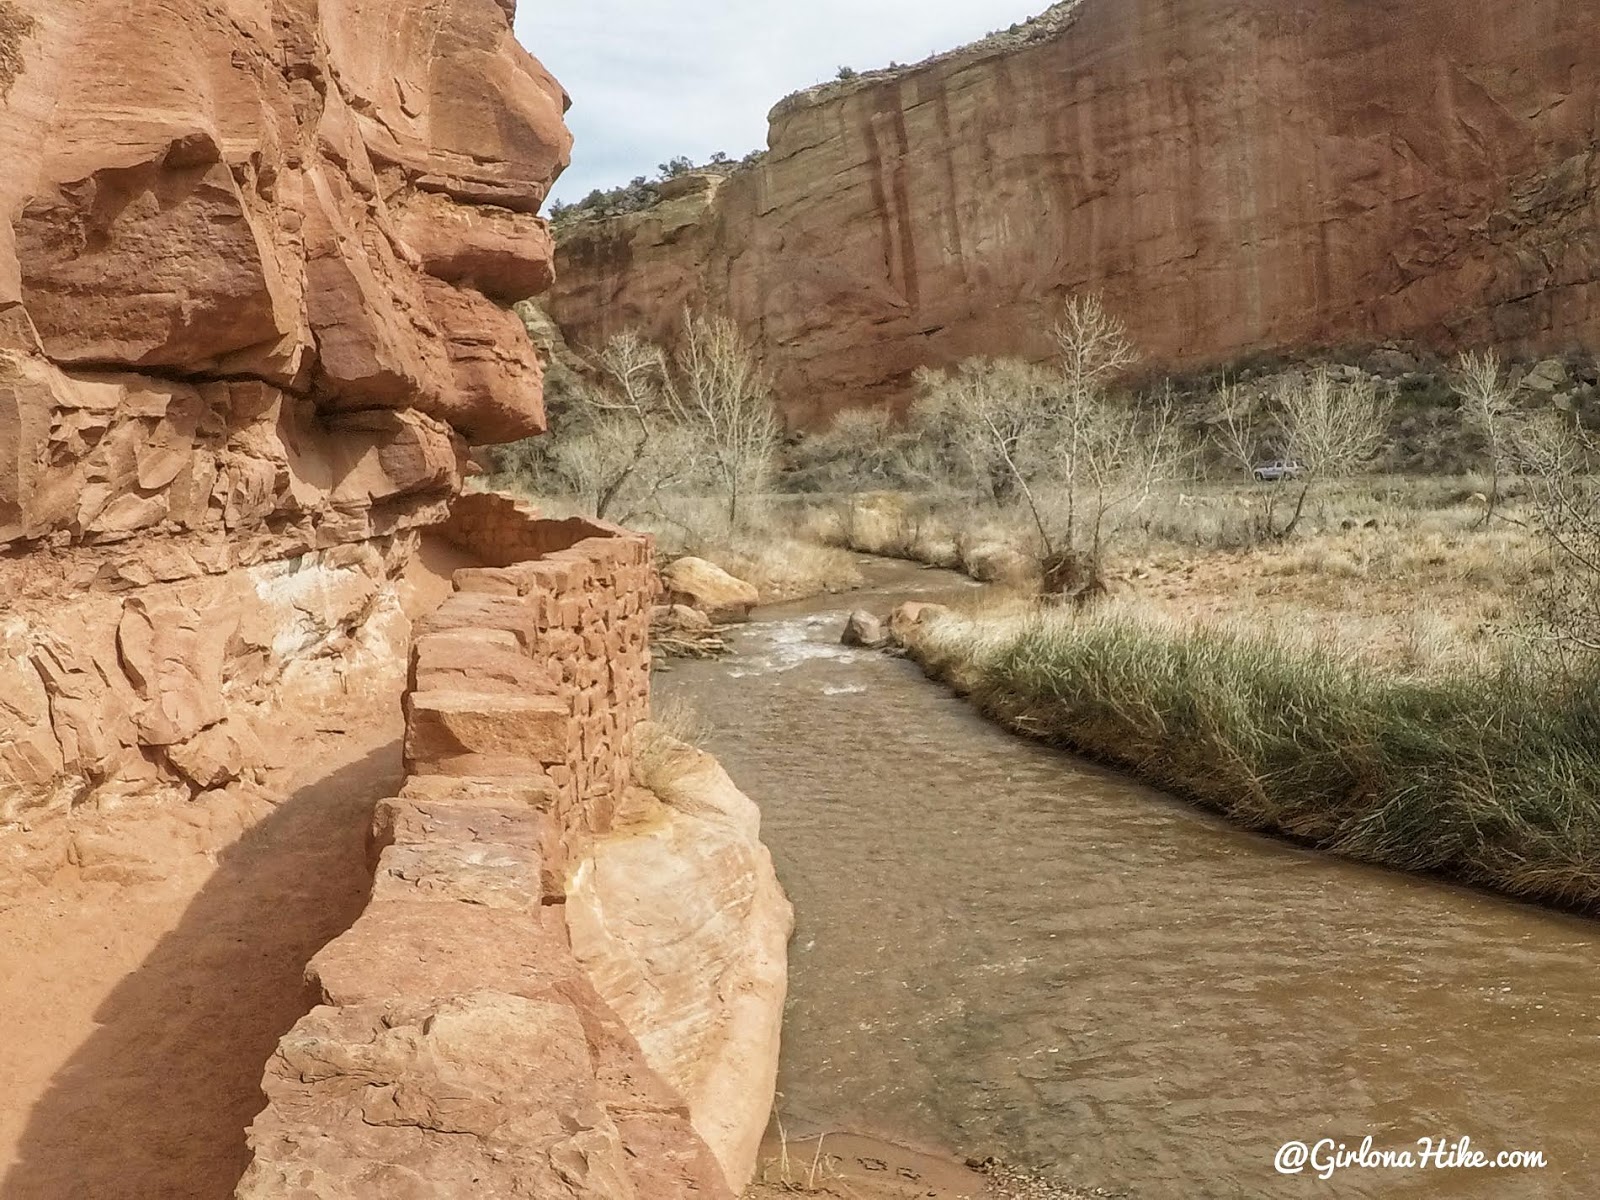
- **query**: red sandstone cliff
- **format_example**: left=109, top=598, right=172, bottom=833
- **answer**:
left=549, top=0, right=1600, bottom=426
left=0, top=0, right=569, bottom=823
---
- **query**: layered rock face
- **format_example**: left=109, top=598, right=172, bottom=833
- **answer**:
left=550, top=0, right=1600, bottom=425
left=0, top=0, right=570, bottom=830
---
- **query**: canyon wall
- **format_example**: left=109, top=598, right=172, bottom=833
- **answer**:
left=550, top=0, right=1600, bottom=425
left=0, top=0, right=568, bottom=841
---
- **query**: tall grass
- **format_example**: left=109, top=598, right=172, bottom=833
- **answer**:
left=913, top=606, right=1600, bottom=910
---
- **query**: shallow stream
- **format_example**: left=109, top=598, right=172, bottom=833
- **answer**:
left=658, top=558, right=1600, bottom=1198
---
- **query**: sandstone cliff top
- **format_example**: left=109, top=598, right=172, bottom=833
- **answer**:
left=554, top=0, right=1087, bottom=236
left=769, top=0, right=1088, bottom=120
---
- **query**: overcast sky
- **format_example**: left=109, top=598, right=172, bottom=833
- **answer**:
left=516, top=1, right=1050, bottom=205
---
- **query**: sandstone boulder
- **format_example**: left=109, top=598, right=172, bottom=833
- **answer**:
left=888, top=601, right=952, bottom=648
left=841, top=609, right=888, bottom=649
left=163, top=719, right=265, bottom=790
left=568, top=733, right=792, bottom=1194
left=661, top=558, right=759, bottom=623
left=653, top=603, right=714, bottom=633
left=1522, top=359, right=1571, bottom=393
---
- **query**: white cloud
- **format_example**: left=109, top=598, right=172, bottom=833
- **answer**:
left=515, top=0, right=1049, bottom=204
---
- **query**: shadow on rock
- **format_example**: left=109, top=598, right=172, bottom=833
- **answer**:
left=0, top=739, right=402, bottom=1200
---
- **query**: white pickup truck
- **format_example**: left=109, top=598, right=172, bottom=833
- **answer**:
left=1252, top=460, right=1305, bottom=482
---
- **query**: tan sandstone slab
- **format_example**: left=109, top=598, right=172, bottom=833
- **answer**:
left=404, top=690, right=571, bottom=776
left=307, top=899, right=574, bottom=1008
left=236, top=993, right=640, bottom=1200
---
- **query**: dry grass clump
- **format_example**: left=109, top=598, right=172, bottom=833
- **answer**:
left=825, top=493, right=959, bottom=565
left=911, top=603, right=1600, bottom=911
left=820, top=493, right=1037, bottom=584
left=751, top=1128, right=842, bottom=1195
left=1256, top=524, right=1535, bottom=587
left=632, top=700, right=710, bottom=793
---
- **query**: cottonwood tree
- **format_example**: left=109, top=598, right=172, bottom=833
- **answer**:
left=913, top=356, right=1057, bottom=508
left=1073, top=382, right=1184, bottom=568
left=913, top=294, right=1177, bottom=581
left=1453, top=350, right=1516, bottom=527
left=1053, top=292, right=1139, bottom=400
left=1268, top=367, right=1394, bottom=537
left=511, top=331, right=691, bottom=523
left=1209, top=377, right=1262, bottom=477
left=494, top=311, right=778, bottom=531
left=667, top=310, right=781, bottom=528
left=1506, top=406, right=1600, bottom=655
left=787, top=407, right=945, bottom=493
left=566, top=332, right=675, bottom=520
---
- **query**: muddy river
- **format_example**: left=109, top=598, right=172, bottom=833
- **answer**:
left=657, top=558, right=1600, bottom=1198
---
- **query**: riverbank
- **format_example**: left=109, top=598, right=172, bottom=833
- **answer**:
left=637, top=484, right=1600, bottom=913
left=632, top=481, right=1600, bottom=917
left=810, top=481, right=1531, bottom=674
left=894, top=598, right=1600, bottom=913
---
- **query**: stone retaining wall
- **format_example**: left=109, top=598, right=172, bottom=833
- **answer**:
left=414, top=502, right=654, bottom=844
left=236, top=504, right=739, bottom=1200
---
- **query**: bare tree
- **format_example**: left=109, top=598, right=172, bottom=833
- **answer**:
left=1453, top=350, right=1516, bottom=528
left=571, top=332, right=673, bottom=520
left=912, top=294, right=1174, bottom=581
left=525, top=312, right=780, bottom=530
left=913, top=357, right=1057, bottom=509
left=519, top=330, right=697, bottom=523
left=1209, top=377, right=1261, bottom=477
left=664, top=310, right=781, bottom=528
left=1077, top=384, right=1186, bottom=565
left=1280, top=369, right=1391, bottom=475
left=1052, top=293, right=1139, bottom=399
left=1508, top=406, right=1600, bottom=655
left=788, top=407, right=944, bottom=493
left=1269, top=367, right=1394, bottom=537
